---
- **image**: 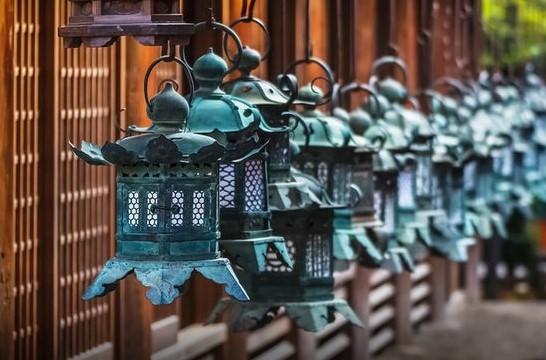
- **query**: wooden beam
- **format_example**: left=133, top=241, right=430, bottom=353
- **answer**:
left=0, top=0, right=14, bottom=358
left=350, top=267, right=371, bottom=360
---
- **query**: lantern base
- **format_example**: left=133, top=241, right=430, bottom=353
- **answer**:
left=206, top=298, right=363, bottom=332
left=363, top=223, right=415, bottom=273
left=83, top=257, right=249, bottom=305
left=396, top=218, right=432, bottom=260
left=465, top=200, right=507, bottom=239
left=333, top=227, right=382, bottom=270
left=220, top=236, right=293, bottom=273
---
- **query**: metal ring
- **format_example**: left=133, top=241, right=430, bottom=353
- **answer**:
left=143, top=55, right=195, bottom=110
left=283, top=111, right=311, bottom=148
left=283, top=57, right=336, bottom=106
left=335, top=82, right=381, bottom=118
left=182, top=21, right=243, bottom=75
left=224, top=16, right=271, bottom=62
left=370, top=56, right=409, bottom=87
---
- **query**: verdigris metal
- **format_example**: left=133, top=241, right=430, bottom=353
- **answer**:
left=186, top=48, right=293, bottom=274
left=71, top=75, right=249, bottom=305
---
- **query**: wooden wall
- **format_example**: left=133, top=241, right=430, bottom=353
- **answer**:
left=0, top=1, right=483, bottom=359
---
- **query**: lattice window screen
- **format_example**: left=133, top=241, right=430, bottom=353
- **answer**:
left=49, top=2, right=118, bottom=358
left=13, top=1, right=40, bottom=359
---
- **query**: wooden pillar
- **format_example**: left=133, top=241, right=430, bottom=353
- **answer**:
left=393, top=272, right=412, bottom=345
left=0, top=0, right=15, bottom=358
left=465, top=241, right=482, bottom=304
left=351, top=268, right=371, bottom=360
left=430, top=256, right=447, bottom=321
left=395, top=0, right=420, bottom=91
left=294, top=329, right=317, bottom=360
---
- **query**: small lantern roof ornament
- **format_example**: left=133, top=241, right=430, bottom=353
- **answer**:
left=184, top=22, right=293, bottom=275
left=70, top=55, right=250, bottom=305
left=58, top=0, right=194, bottom=48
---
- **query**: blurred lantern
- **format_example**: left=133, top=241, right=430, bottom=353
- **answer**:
left=58, top=0, right=194, bottom=48
left=183, top=21, right=292, bottom=274
left=70, top=52, right=249, bottom=305
left=208, top=49, right=362, bottom=332
left=369, top=56, right=433, bottom=259
left=422, top=90, right=475, bottom=261
left=292, top=80, right=383, bottom=270
left=459, top=82, right=508, bottom=240
left=524, top=67, right=546, bottom=213
left=349, top=87, right=415, bottom=273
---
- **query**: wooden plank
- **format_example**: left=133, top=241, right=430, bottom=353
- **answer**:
left=316, top=333, right=350, bottom=360
left=0, top=0, right=14, bottom=359
left=152, top=323, right=227, bottom=360
left=370, top=269, right=392, bottom=287
left=410, top=283, right=431, bottom=304
left=293, top=329, right=317, bottom=360
left=410, top=303, right=430, bottom=325
left=369, top=328, right=395, bottom=355
left=247, top=317, right=291, bottom=354
left=369, top=283, right=395, bottom=308
left=152, top=316, right=180, bottom=354
left=252, top=340, right=295, bottom=360
left=369, top=305, right=395, bottom=331
left=70, top=343, right=114, bottom=360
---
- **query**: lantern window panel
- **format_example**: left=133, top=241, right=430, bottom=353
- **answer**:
left=219, top=163, right=236, bottom=208
left=431, top=174, right=444, bottom=210
left=384, top=190, right=396, bottom=230
left=354, top=167, right=374, bottom=210
left=317, top=161, right=329, bottom=188
left=305, top=234, right=331, bottom=278
left=464, top=161, right=477, bottom=192
left=500, top=147, right=514, bottom=177
left=374, top=189, right=383, bottom=221
left=170, top=190, right=184, bottom=227
left=244, top=159, right=265, bottom=212
left=397, top=169, right=416, bottom=209
left=146, top=190, right=159, bottom=228
left=192, top=190, right=207, bottom=227
left=539, top=149, right=546, bottom=177
left=449, top=187, right=464, bottom=224
left=416, top=155, right=432, bottom=197
left=128, top=190, right=140, bottom=227
left=266, top=239, right=296, bottom=273
left=332, top=164, right=352, bottom=205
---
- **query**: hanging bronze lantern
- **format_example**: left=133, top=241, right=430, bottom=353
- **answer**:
left=292, top=81, right=383, bottom=270
left=349, top=87, right=415, bottom=273
left=422, top=90, right=476, bottom=261
left=70, top=53, right=249, bottom=305
left=207, top=50, right=363, bottom=332
left=58, top=0, right=194, bottom=48
left=183, top=21, right=292, bottom=274
left=524, top=68, right=546, bottom=213
left=369, top=56, right=433, bottom=259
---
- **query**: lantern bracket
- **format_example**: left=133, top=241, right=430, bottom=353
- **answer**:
left=224, top=17, right=271, bottom=62
left=369, top=56, right=409, bottom=88
left=283, top=57, right=336, bottom=106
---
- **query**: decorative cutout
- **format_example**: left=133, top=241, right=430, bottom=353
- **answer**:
left=171, top=191, right=184, bottom=226
left=244, top=160, right=265, bottom=211
left=219, top=164, right=236, bottom=208
left=193, top=191, right=205, bottom=226
left=398, top=170, right=415, bottom=208
left=128, top=191, right=140, bottom=227
left=146, top=191, right=159, bottom=227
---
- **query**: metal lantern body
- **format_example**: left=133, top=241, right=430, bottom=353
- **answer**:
left=185, top=49, right=292, bottom=274
left=372, top=77, right=433, bottom=260
left=70, top=82, right=249, bottom=305
left=206, top=50, right=362, bottom=332
left=463, top=91, right=508, bottom=240
left=524, top=74, right=546, bottom=212
left=292, top=85, right=382, bottom=269
left=58, top=0, right=193, bottom=48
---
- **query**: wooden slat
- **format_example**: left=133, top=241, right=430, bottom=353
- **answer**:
left=369, top=283, right=395, bottom=308
left=371, top=269, right=392, bottom=287
left=369, top=305, right=395, bottom=331
left=316, top=333, right=350, bottom=360
left=410, top=303, right=430, bottom=325
left=247, top=317, right=291, bottom=354
left=316, top=313, right=348, bottom=341
left=152, top=323, right=227, bottom=360
left=252, top=340, right=295, bottom=360
left=411, top=263, right=431, bottom=283
left=369, top=328, right=395, bottom=355
left=410, top=283, right=431, bottom=304
left=0, top=0, right=15, bottom=358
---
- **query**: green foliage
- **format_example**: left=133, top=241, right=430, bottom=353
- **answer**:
left=482, top=0, right=546, bottom=67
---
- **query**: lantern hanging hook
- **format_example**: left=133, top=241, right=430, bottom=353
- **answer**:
left=183, top=21, right=244, bottom=75
left=143, top=47, right=195, bottom=112
left=114, top=108, right=132, bottom=135
left=224, top=16, right=271, bottom=62
left=283, top=111, right=311, bottom=148
left=283, top=57, right=336, bottom=106
left=369, top=56, right=409, bottom=89
left=333, top=82, right=382, bottom=120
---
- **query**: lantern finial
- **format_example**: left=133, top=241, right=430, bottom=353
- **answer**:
left=194, top=49, right=228, bottom=91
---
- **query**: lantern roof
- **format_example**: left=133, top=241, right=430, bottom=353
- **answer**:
left=376, top=77, right=408, bottom=103
left=187, top=49, right=271, bottom=137
left=70, top=82, right=227, bottom=165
